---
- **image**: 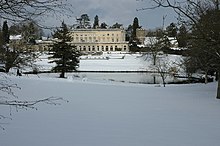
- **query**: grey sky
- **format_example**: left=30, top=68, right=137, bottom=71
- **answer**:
left=44, top=0, right=177, bottom=31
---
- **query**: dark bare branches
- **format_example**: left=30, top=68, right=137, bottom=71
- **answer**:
left=0, top=0, right=73, bottom=25
left=0, top=74, right=20, bottom=98
left=138, top=0, right=220, bottom=98
left=0, top=73, right=68, bottom=130
left=137, top=0, right=215, bottom=24
left=0, top=96, right=65, bottom=109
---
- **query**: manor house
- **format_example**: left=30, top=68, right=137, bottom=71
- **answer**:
left=69, top=29, right=129, bottom=52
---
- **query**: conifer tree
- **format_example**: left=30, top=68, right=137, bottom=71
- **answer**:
left=166, top=22, right=177, bottom=37
left=2, top=21, right=9, bottom=46
left=49, top=22, right=80, bottom=78
left=93, top=15, right=99, bottom=29
left=177, top=24, right=188, bottom=48
left=1, top=21, right=17, bottom=73
left=111, top=23, right=123, bottom=29
left=132, top=17, right=140, bottom=41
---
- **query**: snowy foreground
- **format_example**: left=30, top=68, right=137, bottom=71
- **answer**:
left=1, top=74, right=220, bottom=146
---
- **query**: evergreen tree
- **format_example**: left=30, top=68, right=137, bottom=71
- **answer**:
left=148, top=0, right=220, bottom=99
left=188, top=9, right=220, bottom=84
left=125, top=25, right=133, bottom=41
left=111, top=23, right=123, bottom=29
left=2, top=21, right=9, bottom=46
left=0, top=21, right=17, bottom=72
left=0, top=31, right=3, bottom=49
left=177, top=24, right=188, bottom=47
left=93, top=15, right=99, bottom=29
left=100, top=22, right=108, bottom=29
left=9, top=21, right=43, bottom=44
left=0, top=21, right=38, bottom=73
left=81, top=14, right=90, bottom=28
left=76, top=14, right=91, bottom=28
left=166, top=22, right=177, bottom=37
left=49, top=22, right=80, bottom=78
left=132, top=17, right=139, bottom=41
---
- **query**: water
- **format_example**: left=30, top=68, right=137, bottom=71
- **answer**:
left=69, top=72, right=182, bottom=84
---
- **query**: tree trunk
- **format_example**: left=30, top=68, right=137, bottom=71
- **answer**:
left=161, top=74, right=166, bottom=87
left=153, top=76, right=156, bottom=84
left=205, top=71, right=208, bottom=84
left=163, top=82, right=166, bottom=87
left=153, top=54, right=157, bottom=66
left=5, top=63, right=11, bottom=73
left=216, top=0, right=219, bottom=10
left=60, top=71, right=65, bottom=78
left=217, top=73, right=220, bottom=99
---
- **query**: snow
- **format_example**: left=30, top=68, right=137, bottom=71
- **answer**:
left=79, top=53, right=148, bottom=71
left=1, top=74, right=220, bottom=146
left=1, top=52, right=220, bottom=146
left=144, top=37, right=178, bottom=47
left=9, top=35, right=22, bottom=40
left=33, top=52, right=182, bottom=72
left=168, top=37, right=178, bottom=46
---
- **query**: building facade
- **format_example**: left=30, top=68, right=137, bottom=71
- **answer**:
left=136, top=28, right=147, bottom=45
left=69, top=29, right=129, bottom=52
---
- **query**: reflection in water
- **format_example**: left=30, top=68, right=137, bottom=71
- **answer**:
left=70, top=72, right=181, bottom=84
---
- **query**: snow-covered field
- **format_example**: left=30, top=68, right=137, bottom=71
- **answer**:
left=1, top=52, right=220, bottom=146
left=30, top=52, right=183, bottom=84
left=33, top=52, right=181, bottom=72
left=79, top=53, right=149, bottom=71
left=1, top=74, right=220, bottom=146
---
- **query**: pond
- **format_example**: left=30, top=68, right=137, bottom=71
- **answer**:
left=68, top=72, right=183, bottom=84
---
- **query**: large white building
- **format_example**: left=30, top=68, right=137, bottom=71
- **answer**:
left=69, top=29, right=129, bottom=52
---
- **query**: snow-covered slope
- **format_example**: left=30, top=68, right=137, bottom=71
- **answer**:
left=1, top=75, right=220, bottom=146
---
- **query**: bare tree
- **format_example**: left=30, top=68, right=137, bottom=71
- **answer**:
left=0, top=0, right=72, bottom=129
left=139, top=0, right=220, bottom=98
left=145, top=28, right=169, bottom=65
left=0, top=73, right=67, bottom=130
left=150, top=55, right=173, bottom=87
left=0, top=0, right=73, bottom=28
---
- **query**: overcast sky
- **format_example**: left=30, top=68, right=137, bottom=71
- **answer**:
left=43, top=0, right=177, bottom=32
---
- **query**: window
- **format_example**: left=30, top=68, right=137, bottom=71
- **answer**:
left=106, top=46, right=109, bottom=51
left=110, top=46, right=113, bottom=51
left=89, top=37, right=92, bottom=42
